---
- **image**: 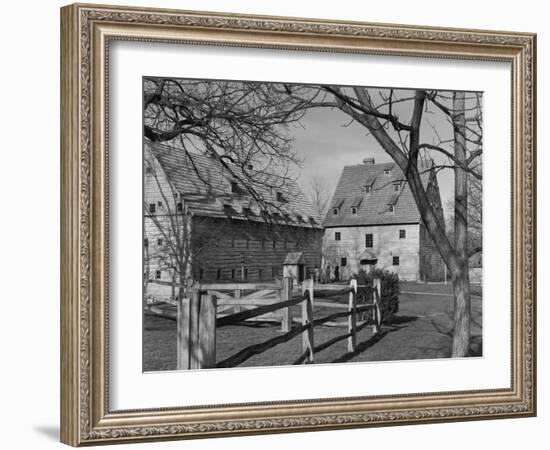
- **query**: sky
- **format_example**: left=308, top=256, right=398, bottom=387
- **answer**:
left=146, top=79, right=482, bottom=224
left=285, top=90, right=472, bottom=222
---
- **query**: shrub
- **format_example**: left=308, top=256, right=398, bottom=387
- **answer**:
left=353, top=268, right=400, bottom=323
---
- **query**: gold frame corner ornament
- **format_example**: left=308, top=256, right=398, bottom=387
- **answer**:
left=60, top=2, right=536, bottom=446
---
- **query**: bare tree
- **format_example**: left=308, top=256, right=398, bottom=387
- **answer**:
left=144, top=78, right=483, bottom=357
left=144, top=78, right=330, bottom=215
left=306, top=175, right=333, bottom=219
left=144, top=156, right=227, bottom=300
left=311, top=86, right=483, bottom=357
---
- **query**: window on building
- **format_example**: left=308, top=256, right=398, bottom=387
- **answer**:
left=365, top=233, right=373, bottom=248
left=231, top=269, right=235, bottom=279
left=394, top=183, right=400, bottom=191
left=351, top=206, right=358, bottom=216
left=157, top=201, right=163, bottom=208
left=258, top=269, right=263, bottom=280
left=388, top=204, right=395, bottom=213
left=276, top=191, right=284, bottom=202
left=393, top=256, right=400, bottom=266
left=272, top=240, right=276, bottom=249
left=216, top=269, right=221, bottom=280
left=155, top=270, right=161, bottom=280
left=176, top=202, right=183, bottom=212
left=365, top=185, right=372, bottom=193
left=399, top=229, right=406, bottom=239
left=244, top=268, right=248, bottom=279
left=230, top=181, right=238, bottom=193
left=272, top=267, right=276, bottom=278
left=148, top=203, right=156, bottom=214
left=157, top=238, right=163, bottom=246
left=384, top=169, right=391, bottom=175
left=333, top=207, right=339, bottom=215
left=199, top=268, right=204, bottom=280
left=144, top=238, right=148, bottom=247
left=341, top=257, right=347, bottom=267
left=335, top=232, right=341, bottom=241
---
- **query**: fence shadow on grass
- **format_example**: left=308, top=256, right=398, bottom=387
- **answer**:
left=330, top=314, right=418, bottom=364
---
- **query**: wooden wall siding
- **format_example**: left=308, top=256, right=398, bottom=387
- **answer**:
left=322, top=224, right=420, bottom=281
left=192, top=216, right=323, bottom=282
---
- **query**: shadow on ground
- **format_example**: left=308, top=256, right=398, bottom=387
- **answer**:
left=331, top=315, right=418, bottom=364
left=33, top=425, right=59, bottom=441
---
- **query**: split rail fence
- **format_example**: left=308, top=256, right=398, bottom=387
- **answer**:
left=146, top=277, right=381, bottom=370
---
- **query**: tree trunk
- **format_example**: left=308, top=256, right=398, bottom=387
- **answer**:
left=451, top=266, right=471, bottom=356
left=451, top=91, right=471, bottom=357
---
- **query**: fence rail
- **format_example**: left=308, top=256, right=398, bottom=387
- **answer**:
left=149, top=277, right=381, bottom=370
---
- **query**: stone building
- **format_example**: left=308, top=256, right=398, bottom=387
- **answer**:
left=322, top=158, right=445, bottom=282
left=144, top=141, right=323, bottom=300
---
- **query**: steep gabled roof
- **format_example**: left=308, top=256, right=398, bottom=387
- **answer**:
left=145, top=141, right=322, bottom=230
left=323, top=161, right=433, bottom=227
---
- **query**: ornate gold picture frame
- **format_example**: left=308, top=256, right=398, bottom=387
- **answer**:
left=60, top=3, right=536, bottom=446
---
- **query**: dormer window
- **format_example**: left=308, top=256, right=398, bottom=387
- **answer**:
left=384, top=169, right=391, bottom=175
left=330, top=199, right=344, bottom=216
left=351, top=206, right=358, bottom=216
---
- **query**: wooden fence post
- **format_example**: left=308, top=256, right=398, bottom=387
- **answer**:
left=373, top=277, right=381, bottom=333
left=234, top=288, right=241, bottom=314
left=198, top=293, right=217, bottom=369
left=348, top=279, right=358, bottom=352
left=301, top=278, right=314, bottom=363
left=176, top=297, right=191, bottom=370
left=189, top=290, right=201, bottom=370
left=281, top=277, right=293, bottom=332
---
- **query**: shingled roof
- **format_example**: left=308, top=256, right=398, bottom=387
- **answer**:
left=145, top=141, right=322, bottom=230
left=323, top=161, right=433, bottom=227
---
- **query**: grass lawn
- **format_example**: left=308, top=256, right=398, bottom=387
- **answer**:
left=143, top=282, right=482, bottom=372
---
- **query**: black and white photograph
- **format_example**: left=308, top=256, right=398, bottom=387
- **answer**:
left=142, top=77, right=483, bottom=372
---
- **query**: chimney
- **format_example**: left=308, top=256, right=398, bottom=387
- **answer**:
left=363, top=157, right=375, bottom=165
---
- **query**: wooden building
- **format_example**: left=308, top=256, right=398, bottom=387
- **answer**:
left=144, top=142, right=323, bottom=300
left=322, top=158, right=445, bottom=282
